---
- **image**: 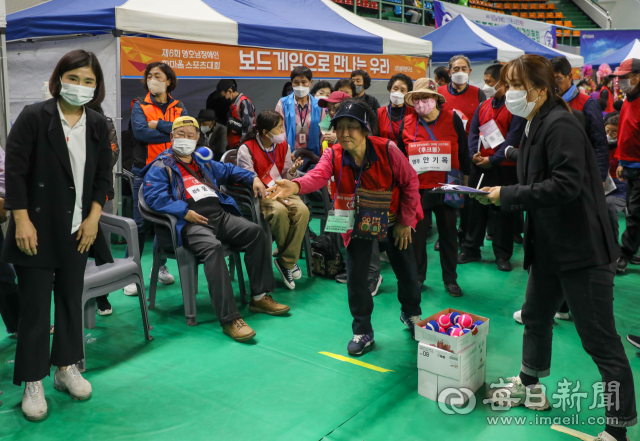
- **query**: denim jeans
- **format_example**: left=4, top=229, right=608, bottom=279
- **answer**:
left=521, top=263, right=637, bottom=427
left=124, top=171, right=167, bottom=267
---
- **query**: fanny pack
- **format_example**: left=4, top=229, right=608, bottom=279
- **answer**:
left=351, top=188, right=392, bottom=242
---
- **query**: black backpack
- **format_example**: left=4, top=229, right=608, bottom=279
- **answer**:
left=311, top=234, right=345, bottom=278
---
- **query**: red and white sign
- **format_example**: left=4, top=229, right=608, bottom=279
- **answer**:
left=407, top=141, right=452, bottom=174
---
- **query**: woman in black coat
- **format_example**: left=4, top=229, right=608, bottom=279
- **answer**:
left=2, top=50, right=112, bottom=421
left=478, top=55, right=636, bottom=440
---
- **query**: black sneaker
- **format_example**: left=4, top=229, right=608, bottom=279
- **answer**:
left=96, top=295, right=113, bottom=316
left=444, top=282, right=463, bottom=297
left=617, top=257, right=628, bottom=274
left=291, top=264, right=302, bottom=280
left=274, top=259, right=295, bottom=290
left=434, top=239, right=440, bottom=252
left=513, top=234, right=523, bottom=245
left=335, top=271, right=347, bottom=284
left=400, top=311, right=422, bottom=337
left=368, top=275, right=383, bottom=297
left=630, top=255, right=640, bottom=265
left=458, top=252, right=481, bottom=264
left=627, top=335, right=640, bottom=349
left=496, top=258, right=513, bottom=272
left=347, top=332, right=375, bottom=356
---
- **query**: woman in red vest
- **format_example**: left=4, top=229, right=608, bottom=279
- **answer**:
left=237, top=111, right=308, bottom=290
left=599, top=76, right=615, bottom=114
left=401, top=78, right=471, bottom=297
left=266, top=100, right=422, bottom=356
left=377, top=73, right=415, bottom=145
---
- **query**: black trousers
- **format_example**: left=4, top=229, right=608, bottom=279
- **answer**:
left=413, top=191, right=458, bottom=283
left=182, top=212, right=274, bottom=325
left=462, top=165, right=518, bottom=260
left=13, top=234, right=89, bottom=386
left=620, top=167, right=640, bottom=259
left=345, top=236, right=421, bottom=335
left=521, top=263, right=636, bottom=427
left=0, top=229, right=19, bottom=334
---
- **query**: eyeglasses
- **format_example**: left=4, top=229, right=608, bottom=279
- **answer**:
left=554, top=76, right=569, bottom=83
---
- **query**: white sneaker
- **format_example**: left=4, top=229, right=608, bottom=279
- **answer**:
left=156, top=266, right=175, bottom=285
left=123, top=283, right=138, bottom=296
left=54, top=365, right=92, bottom=400
left=22, top=381, right=47, bottom=421
left=555, top=312, right=571, bottom=320
left=485, top=375, right=550, bottom=411
left=292, top=264, right=302, bottom=280
left=513, top=310, right=523, bottom=325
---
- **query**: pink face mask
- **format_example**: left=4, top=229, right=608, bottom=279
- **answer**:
left=414, top=98, right=437, bottom=116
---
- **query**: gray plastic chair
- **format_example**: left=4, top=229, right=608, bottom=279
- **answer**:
left=137, top=187, right=247, bottom=326
left=81, top=212, right=153, bottom=371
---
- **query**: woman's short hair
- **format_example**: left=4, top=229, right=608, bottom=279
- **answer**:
left=311, top=80, right=334, bottom=96
left=49, top=50, right=105, bottom=106
left=142, top=62, right=178, bottom=94
left=387, top=73, right=413, bottom=92
left=334, top=78, right=357, bottom=97
left=351, top=69, right=372, bottom=89
left=239, top=110, right=283, bottom=145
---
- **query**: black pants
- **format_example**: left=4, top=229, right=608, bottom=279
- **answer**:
left=620, top=167, right=640, bottom=259
left=0, top=229, right=19, bottom=334
left=521, top=263, right=636, bottom=427
left=462, top=165, right=518, bottom=260
left=182, top=212, right=274, bottom=325
left=13, top=235, right=89, bottom=386
left=413, top=191, right=458, bottom=283
left=345, top=236, right=421, bottom=335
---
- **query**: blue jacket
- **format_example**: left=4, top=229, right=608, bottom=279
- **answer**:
left=280, top=93, right=322, bottom=156
left=142, top=149, right=256, bottom=246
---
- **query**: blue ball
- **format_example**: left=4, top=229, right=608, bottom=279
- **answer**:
left=470, top=320, right=484, bottom=330
left=195, top=146, right=213, bottom=161
left=446, top=327, right=455, bottom=336
left=462, top=329, right=471, bottom=334
left=425, top=320, right=440, bottom=332
left=449, top=311, right=461, bottom=325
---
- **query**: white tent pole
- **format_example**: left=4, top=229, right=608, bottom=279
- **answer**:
left=115, top=31, right=123, bottom=216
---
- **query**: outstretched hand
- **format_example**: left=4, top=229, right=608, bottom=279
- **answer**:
left=265, top=180, right=298, bottom=200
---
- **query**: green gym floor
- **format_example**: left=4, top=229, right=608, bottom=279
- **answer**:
left=1, top=217, right=639, bottom=441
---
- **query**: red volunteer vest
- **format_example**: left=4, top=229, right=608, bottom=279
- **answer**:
left=227, top=95, right=254, bottom=149
left=378, top=105, right=415, bottom=141
left=132, top=93, right=185, bottom=167
left=402, top=109, right=460, bottom=189
left=477, top=100, right=517, bottom=166
left=438, top=84, right=481, bottom=135
left=568, top=92, right=591, bottom=112
left=616, top=97, right=640, bottom=163
left=600, top=86, right=615, bottom=113
left=331, top=136, right=400, bottom=217
left=244, top=138, right=288, bottom=186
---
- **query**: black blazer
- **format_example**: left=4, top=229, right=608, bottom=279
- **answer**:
left=2, top=98, right=114, bottom=268
left=501, top=98, right=617, bottom=273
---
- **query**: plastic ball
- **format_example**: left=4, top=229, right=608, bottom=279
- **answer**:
left=437, top=314, right=452, bottom=329
left=458, top=314, right=473, bottom=328
left=194, top=146, right=213, bottom=161
left=425, top=320, right=440, bottom=332
left=449, top=311, right=461, bottom=325
left=450, top=328, right=464, bottom=337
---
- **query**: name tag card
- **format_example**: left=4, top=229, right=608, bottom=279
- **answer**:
left=186, top=184, right=219, bottom=202
left=479, top=119, right=505, bottom=149
left=407, top=141, right=452, bottom=174
left=325, top=210, right=352, bottom=233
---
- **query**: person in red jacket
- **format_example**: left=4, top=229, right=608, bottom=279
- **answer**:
left=218, top=79, right=256, bottom=149
left=400, top=78, right=471, bottom=296
left=458, top=64, right=526, bottom=272
left=600, top=76, right=616, bottom=114
left=612, top=58, right=640, bottom=274
left=377, top=73, right=415, bottom=145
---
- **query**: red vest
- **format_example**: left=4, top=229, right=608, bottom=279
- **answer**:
left=438, top=84, right=481, bottom=135
left=600, top=86, right=615, bottom=113
left=616, top=97, right=640, bottom=163
left=378, top=105, right=415, bottom=141
left=402, top=109, right=460, bottom=189
left=331, top=136, right=400, bottom=217
left=477, top=100, right=517, bottom=166
left=227, top=95, right=254, bottom=149
left=568, top=91, right=591, bottom=112
left=244, top=138, right=288, bottom=186
left=132, top=93, right=185, bottom=167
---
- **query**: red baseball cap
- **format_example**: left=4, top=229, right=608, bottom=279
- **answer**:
left=610, top=58, right=640, bottom=77
left=318, top=91, right=351, bottom=108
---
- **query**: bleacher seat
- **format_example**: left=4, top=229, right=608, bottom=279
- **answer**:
left=554, top=11, right=564, bottom=19
left=521, top=3, right=529, bottom=9
left=511, top=12, right=519, bottom=16
left=504, top=2, right=512, bottom=9
left=530, top=3, right=538, bottom=9
left=564, top=20, right=573, bottom=27
left=546, top=12, right=555, bottom=19
left=537, top=12, right=545, bottom=19
left=512, top=3, right=520, bottom=9
left=555, top=20, right=563, bottom=25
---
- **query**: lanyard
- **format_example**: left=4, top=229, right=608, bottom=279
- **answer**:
left=335, top=151, right=365, bottom=210
left=387, top=104, right=405, bottom=140
left=256, top=136, right=277, bottom=167
left=414, top=113, right=440, bottom=143
left=298, top=102, right=309, bottom=128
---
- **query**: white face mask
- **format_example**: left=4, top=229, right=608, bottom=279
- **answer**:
left=148, top=79, right=167, bottom=95
left=60, top=81, right=95, bottom=107
left=482, top=83, right=498, bottom=99
left=607, top=135, right=617, bottom=144
left=505, top=88, right=539, bottom=119
left=390, top=91, right=405, bottom=106
left=451, top=72, right=469, bottom=85
left=172, top=137, right=197, bottom=156
left=619, top=76, right=638, bottom=94
left=268, top=131, right=287, bottom=145
left=293, top=86, right=309, bottom=98
left=201, top=125, right=211, bottom=135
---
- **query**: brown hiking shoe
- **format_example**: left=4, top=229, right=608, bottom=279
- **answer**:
left=248, top=295, right=290, bottom=316
left=222, top=318, right=256, bottom=342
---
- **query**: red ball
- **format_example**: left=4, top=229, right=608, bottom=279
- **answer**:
left=437, top=314, right=451, bottom=329
left=458, top=314, right=473, bottom=328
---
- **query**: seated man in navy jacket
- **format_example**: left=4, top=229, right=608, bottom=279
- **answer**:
left=143, top=117, right=290, bottom=342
